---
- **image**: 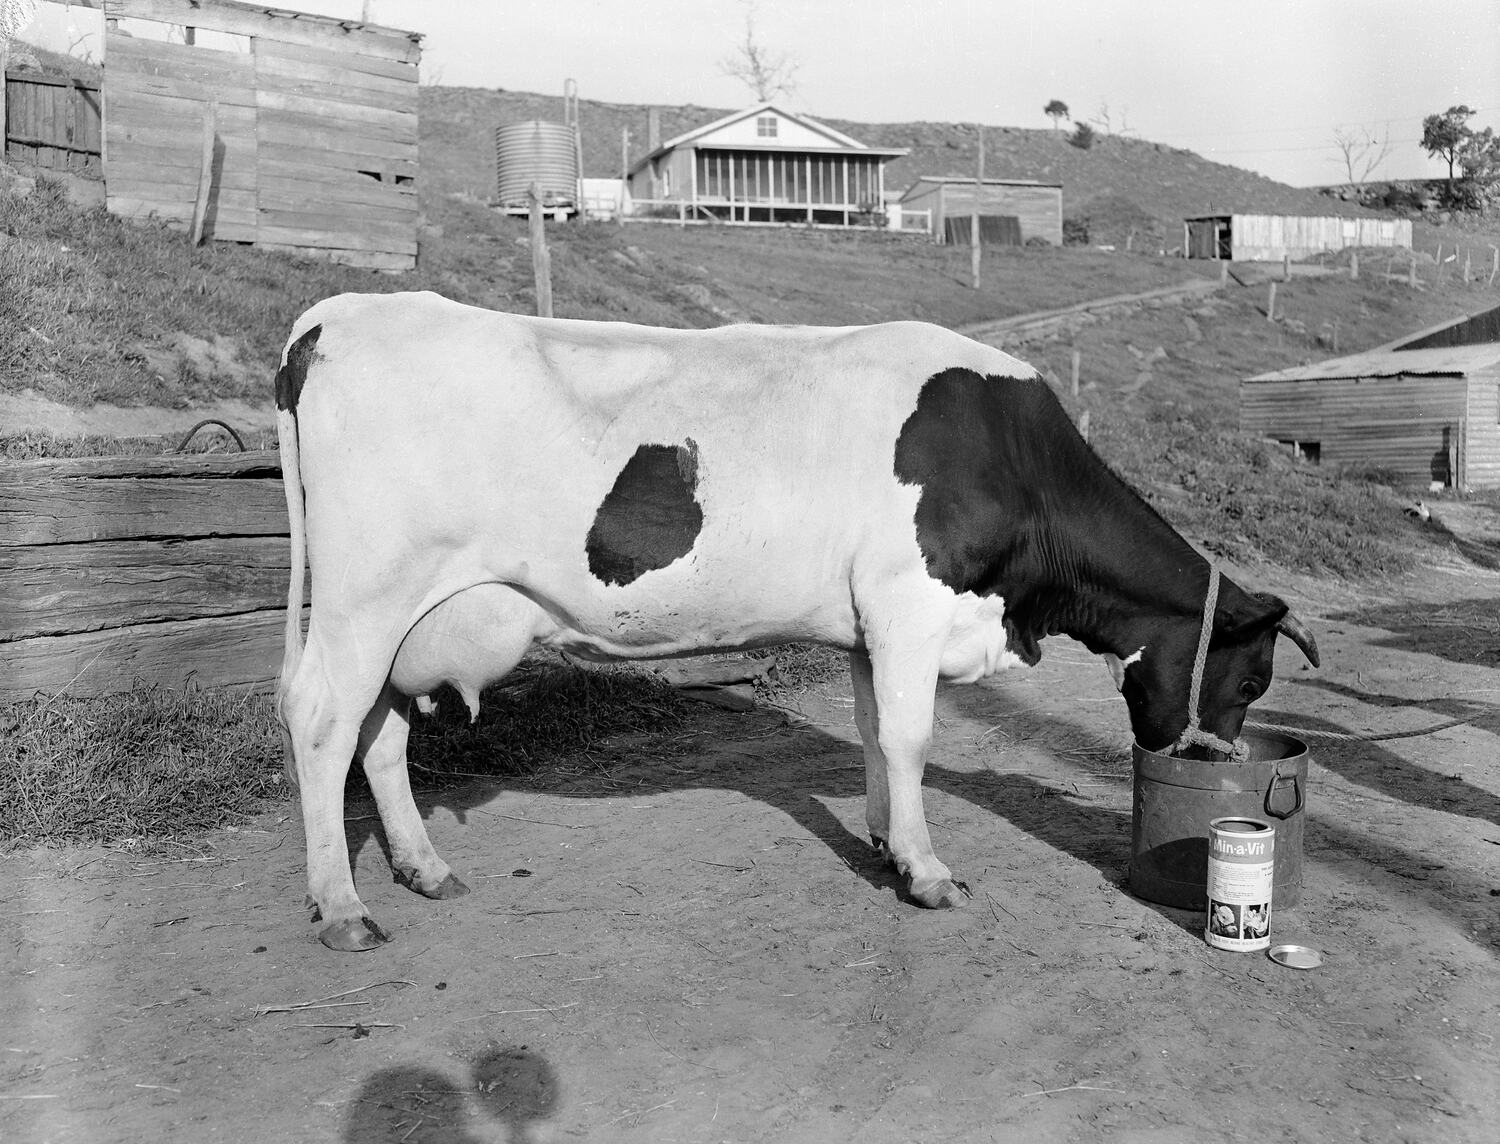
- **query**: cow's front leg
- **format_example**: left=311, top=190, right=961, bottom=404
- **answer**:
left=358, top=687, right=469, bottom=901
left=858, top=599, right=970, bottom=909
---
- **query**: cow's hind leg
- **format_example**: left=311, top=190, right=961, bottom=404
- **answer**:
left=850, top=648, right=892, bottom=860
left=358, top=687, right=468, bottom=901
left=281, top=631, right=392, bottom=952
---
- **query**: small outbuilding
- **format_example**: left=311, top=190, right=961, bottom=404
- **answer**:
left=1241, top=343, right=1500, bottom=489
left=626, top=102, right=907, bottom=226
left=1185, top=213, right=1410, bottom=262
left=899, top=176, right=1063, bottom=246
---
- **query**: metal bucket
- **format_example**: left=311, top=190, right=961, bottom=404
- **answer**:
left=1128, top=729, right=1307, bottom=910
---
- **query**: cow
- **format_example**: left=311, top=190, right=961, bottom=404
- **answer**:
left=274, top=291, right=1318, bottom=952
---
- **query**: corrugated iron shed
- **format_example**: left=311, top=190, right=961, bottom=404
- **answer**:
left=1248, top=344, right=1500, bottom=383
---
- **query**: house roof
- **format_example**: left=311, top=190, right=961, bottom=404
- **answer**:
left=898, top=175, right=1062, bottom=202
left=1246, top=344, right=1500, bottom=383
left=629, top=103, right=907, bottom=174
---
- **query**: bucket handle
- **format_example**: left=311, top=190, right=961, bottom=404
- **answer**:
left=1264, top=767, right=1303, bottom=820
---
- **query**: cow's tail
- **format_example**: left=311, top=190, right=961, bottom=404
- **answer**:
left=273, top=321, right=320, bottom=789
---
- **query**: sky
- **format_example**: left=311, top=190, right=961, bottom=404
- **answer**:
left=16, top=0, right=1500, bottom=187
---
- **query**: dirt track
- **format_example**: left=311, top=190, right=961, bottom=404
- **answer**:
left=4, top=550, right=1498, bottom=1143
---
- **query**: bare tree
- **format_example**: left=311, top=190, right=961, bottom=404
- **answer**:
left=719, top=2, right=798, bottom=103
left=1331, top=125, right=1392, bottom=183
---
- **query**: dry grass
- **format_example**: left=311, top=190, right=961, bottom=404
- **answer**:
left=0, top=662, right=687, bottom=846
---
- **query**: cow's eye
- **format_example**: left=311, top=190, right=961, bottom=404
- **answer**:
left=1239, top=679, right=1264, bottom=702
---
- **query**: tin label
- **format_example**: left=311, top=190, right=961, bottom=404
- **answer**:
left=1206, top=817, right=1274, bottom=952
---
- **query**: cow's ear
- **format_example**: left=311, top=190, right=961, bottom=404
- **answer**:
left=1214, top=592, right=1287, bottom=641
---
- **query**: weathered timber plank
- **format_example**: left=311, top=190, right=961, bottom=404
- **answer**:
left=258, top=158, right=417, bottom=195
left=252, top=35, right=420, bottom=83
left=257, top=106, right=416, bottom=147
left=255, top=143, right=416, bottom=181
left=0, top=479, right=287, bottom=546
left=2, top=537, right=293, bottom=639
left=253, top=62, right=416, bottom=114
left=257, top=197, right=417, bottom=227
left=256, top=223, right=417, bottom=255
left=0, top=608, right=302, bottom=702
left=254, top=89, right=417, bottom=134
left=106, top=1, right=422, bottom=65
left=256, top=119, right=417, bottom=162
left=0, top=452, right=280, bottom=480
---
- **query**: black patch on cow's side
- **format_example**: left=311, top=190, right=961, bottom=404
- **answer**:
left=586, top=440, right=704, bottom=587
left=892, top=366, right=1196, bottom=664
left=274, top=323, right=323, bottom=412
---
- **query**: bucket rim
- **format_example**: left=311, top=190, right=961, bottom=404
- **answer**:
left=1132, top=727, right=1308, bottom=763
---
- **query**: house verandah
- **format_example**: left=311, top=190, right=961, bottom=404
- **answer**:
left=627, top=103, right=907, bottom=227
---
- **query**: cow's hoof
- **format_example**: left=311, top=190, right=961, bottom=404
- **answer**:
left=870, top=836, right=897, bottom=868
left=909, top=876, right=972, bottom=909
left=394, top=866, right=471, bottom=900
left=318, top=916, right=391, bottom=952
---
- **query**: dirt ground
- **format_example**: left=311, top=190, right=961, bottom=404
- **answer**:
left=4, top=536, right=1499, bottom=1142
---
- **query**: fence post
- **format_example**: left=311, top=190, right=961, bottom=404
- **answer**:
left=528, top=182, right=553, bottom=319
left=1266, top=281, right=1277, bottom=322
left=1349, top=251, right=1358, bottom=281
left=1070, top=348, right=1081, bottom=397
left=189, top=99, right=217, bottom=246
left=1490, top=245, right=1499, bottom=287
left=1282, top=253, right=1290, bottom=281
left=0, top=39, right=8, bottom=158
left=1219, top=258, right=1228, bottom=284
left=1078, top=409, right=1090, bottom=442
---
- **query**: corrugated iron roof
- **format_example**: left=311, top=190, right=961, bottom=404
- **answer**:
left=1246, top=343, right=1500, bottom=383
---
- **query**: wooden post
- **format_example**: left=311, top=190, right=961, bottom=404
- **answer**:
left=1282, top=253, right=1291, bottom=281
left=0, top=39, right=8, bottom=161
left=1070, top=348, right=1081, bottom=397
left=1266, top=281, right=1276, bottom=322
left=617, top=126, right=628, bottom=225
left=1489, top=245, right=1498, bottom=287
left=1332, top=316, right=1339, bottom=354
left=1463, top=249, right=1472, bottom=283
left=1349, top=251, right=1358, bottom=281
left=189, top=100, right=218, bottom=246
left=1219, top=258, right=1228, bottom=284
left=528, top=182, right=553, bottom=318
left=1077, top=409, right=1090, bottom=442
left=970, top=124, right=984, bottom=290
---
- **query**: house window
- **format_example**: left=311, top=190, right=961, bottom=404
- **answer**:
left=757, top=115, right=777, bottom=138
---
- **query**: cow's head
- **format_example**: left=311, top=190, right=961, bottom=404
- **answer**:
left=1109, top=585, right=1319, bottom=757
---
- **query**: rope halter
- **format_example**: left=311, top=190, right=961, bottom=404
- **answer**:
left=1170, top=565, right=1250, bottom=761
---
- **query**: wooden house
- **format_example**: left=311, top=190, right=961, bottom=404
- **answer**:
left=625, top=102, right=907, bottom=226
left=1184, top=213, right=1410, bottom=262
left=1241, top=344, right=1500, bottom=489
left=898, top=176, right=1063, bottom=246
left=101, top=0, right=422, bottom=270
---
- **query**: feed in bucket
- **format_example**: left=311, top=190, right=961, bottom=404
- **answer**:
left=1205, top=816, right=1275, bottom=952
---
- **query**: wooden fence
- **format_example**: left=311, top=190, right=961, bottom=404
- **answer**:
left=0, top=451, right=297, bottom=705
left=103, top=0, right=422, bottom=269
left=1, top=70, right=103, bottom=174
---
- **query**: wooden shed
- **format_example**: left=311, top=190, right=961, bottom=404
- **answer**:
left=1241, top=344, right=1500, bottom=489
left=898, top=176, right=1063, bottom=246
left=101, top=0, right=422, bottom=270
left=1184, top=213, right=1410, bottom=262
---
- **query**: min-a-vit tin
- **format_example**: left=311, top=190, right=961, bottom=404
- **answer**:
left=1205, top=817, right=1274, bottom=952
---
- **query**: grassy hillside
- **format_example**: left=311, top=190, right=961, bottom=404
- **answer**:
left=423, top=87, right=1387, bottom=250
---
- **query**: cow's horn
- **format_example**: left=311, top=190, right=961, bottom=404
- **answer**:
left=1277, top=612, right=1320, bottom=668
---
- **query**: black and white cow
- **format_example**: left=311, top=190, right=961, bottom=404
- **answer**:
left=274, top=291, right=1317, bottom=952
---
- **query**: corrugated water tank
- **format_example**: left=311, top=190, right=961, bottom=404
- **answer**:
left=494, top=120, right=579, bottom=208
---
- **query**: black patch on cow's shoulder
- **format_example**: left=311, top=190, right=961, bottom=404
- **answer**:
left=893, top=367, right=1119, bottom=662
left=586, top=440, right=704, bottom=587
left=274, top=324, right=323, bottom=412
